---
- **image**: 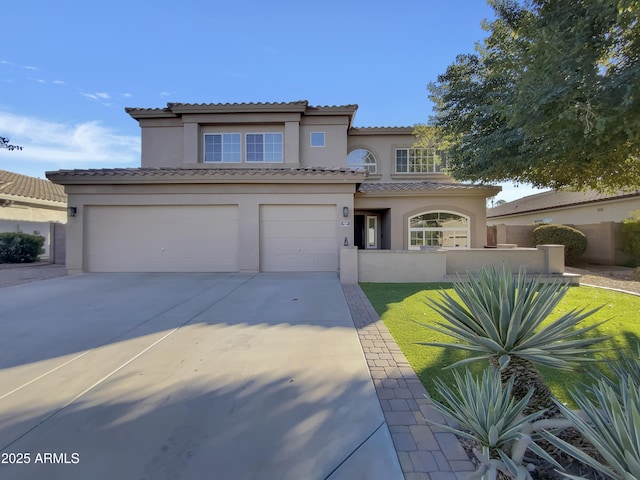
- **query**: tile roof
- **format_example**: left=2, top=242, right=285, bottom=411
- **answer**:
left=125, top=101, right=359, bottom=119
left=47, top=167, right=367, bottom=182
left=487, top=189, right=640, bottom=218
left=358, top=181, right=499, bottom=193
left=0, top=170, right=66, bottom=203
left=349, top=127, right=414, bottom=134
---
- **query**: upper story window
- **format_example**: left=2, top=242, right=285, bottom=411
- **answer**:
left=246, top=133, right=283, bottom=162
left=204, top=133, right=241, bottom=163
left=395, top=148, right=448, bottom=173
left=347, top=148, right=377, bottom=174
left=310, top=132, right=325, bottom=147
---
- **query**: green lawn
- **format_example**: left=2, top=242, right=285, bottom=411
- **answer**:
left=360, top=282, right=640, bottom=406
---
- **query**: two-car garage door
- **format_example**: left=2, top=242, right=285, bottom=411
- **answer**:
left=84, top=205, right=239, bottom=272
left=83, top=204, right=338, bottom=273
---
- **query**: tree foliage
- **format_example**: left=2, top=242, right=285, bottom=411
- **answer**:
left=427, top=0, right=640, bottom=191
left=0, top=136, right=22, bottom=151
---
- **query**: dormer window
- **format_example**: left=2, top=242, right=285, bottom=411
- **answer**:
left=347, top=148, right=377, bottom=174
left=204, top=133, right=241, bottom=163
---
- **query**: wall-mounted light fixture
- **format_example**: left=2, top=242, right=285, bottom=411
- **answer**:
left=67, top=207, right=77, bottom=217
left=344, top=236, right=349, bottom=246
left=342, top=206, right=349, bottom=217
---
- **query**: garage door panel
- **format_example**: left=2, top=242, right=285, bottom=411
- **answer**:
left=85, top=205, right=238, bottom=272
left=260, top=205, right=337, bottom=272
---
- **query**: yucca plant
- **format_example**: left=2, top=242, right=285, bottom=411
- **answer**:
left=421, top=265, right=608, bottom=413
left=430, top=367, right=563, bottom=480
left=540, top=369, right=640, bottom=480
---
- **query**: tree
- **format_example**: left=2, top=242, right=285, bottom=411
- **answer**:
left=427, top=0, right=640, bottom=191
left=0, top=136, right=22, bottom=151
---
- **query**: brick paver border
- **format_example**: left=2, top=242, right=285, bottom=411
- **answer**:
left=342, top=283, right=475, bottom=480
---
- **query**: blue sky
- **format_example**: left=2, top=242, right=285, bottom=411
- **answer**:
left=0, top=0, right=544, bottom=202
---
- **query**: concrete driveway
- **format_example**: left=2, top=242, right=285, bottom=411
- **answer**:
left=0, top=272, right=402, bottom=480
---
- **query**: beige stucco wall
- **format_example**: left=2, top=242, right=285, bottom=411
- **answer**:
left=63, top=182, right=356, bottom=274
left=139, top=118, right=183, bottom=168
left=300, top=116, right=349, bottom=169
left=489, top=197, right=640, bottom=225
left=347, top=132, right=453, bottom=184
left=355, top=193, right=489, bottom=249
left=341, top=245, right=566, bottom=283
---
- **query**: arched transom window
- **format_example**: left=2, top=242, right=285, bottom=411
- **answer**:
left=408, top=211, right=469, bottom=249
left=347, top=148, right=377, bottom=174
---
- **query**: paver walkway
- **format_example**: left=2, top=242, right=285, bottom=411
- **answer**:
left=342, top=283, right=475, bottom=480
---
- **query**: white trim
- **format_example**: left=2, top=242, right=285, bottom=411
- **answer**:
left=245, top=132, right=284, bottom=163
left=408, top=210, right=470, bottom=250
left=366, top=215, right=378, bottom=249
left=395, top=147, right=447, bottom=174
left=203, top=133, right=241, bottom=163
left=310, top=132, right=325, bottom=147
left=347, top=148, right=377, bottom=174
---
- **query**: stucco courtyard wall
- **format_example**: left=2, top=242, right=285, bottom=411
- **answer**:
left=342, top=245, right=565, bottom=283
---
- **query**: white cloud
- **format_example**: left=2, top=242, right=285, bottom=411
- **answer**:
left=0, top=112, right=140, bottom=168
left=53, top=80, right=66, bottom=85
left=160, top=91, right=172, bottom=97
left=23, top=65, right=39, bottom=71
left=122, top=93, right=132, bottom=98
left=81, top=91, right=111, bottom=102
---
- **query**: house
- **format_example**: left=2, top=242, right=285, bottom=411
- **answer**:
left=0, top=170, right=67, bottom=260
left=47, top=101, right=499, bottom=274
left=487, top=189, right=640, bottom=225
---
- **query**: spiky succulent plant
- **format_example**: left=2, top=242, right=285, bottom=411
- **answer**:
left=421, top=265, right=608, bottom=412
left=541, top=351, right=640, bottom=480
left=430, top=367, right=563, bottom=480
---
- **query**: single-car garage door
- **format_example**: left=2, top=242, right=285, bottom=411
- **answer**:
left=84, top=205, right=238, bottom=272
left=260, top=205, right=337, bottom=272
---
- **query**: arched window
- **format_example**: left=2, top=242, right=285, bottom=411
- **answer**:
left=408, top=211, right=469, bottom=249
left=347, top=148, right=377, bottom=174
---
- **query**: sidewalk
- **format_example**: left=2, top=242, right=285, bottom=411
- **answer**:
left=342, top=284, right=475, bottom=480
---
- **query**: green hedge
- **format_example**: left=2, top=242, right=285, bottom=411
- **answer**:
left=531, top=224, right=587, bottom=264
left=621, top=210, right=640, bottom=267
left=0, top=232, right=45, bottom=263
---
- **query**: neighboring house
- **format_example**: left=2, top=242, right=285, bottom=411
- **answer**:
left=0, top=170, right=67, bottom=260
left=487, top=189, right=640, bottom=225
left=47, top=101, right=499, bottom=274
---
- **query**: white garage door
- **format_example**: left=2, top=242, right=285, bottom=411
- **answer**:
left=85, top=205, right=238, bottom=272
left=260, top=205, right=337, bottom=272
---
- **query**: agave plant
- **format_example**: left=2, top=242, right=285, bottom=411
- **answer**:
left=430, top=366, right=563, bottom=480
left=421, top=265, right=608, bottom=413
left=540, top=368, right=640, bottom=480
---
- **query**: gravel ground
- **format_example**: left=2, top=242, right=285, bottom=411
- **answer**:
left=0, top=263, right=639, bottom=294
left=566, top=264, right=640, bottom=295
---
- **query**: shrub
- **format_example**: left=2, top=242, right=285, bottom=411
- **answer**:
left=531, top=224, right=587, bottom=264
left=621, top=210, right=640, bottom=266
left=0, top=232, right=45, bottom=263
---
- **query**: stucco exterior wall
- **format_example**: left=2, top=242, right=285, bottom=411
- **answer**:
left=355, top=193, right=489, bottom=249
left=341, top=245, right=566, bottom=283
left=488, top=197, right=640, bottom=225
left=63, top=183, right=356, bottom=274
left=300, top=117, right=349, bottom=169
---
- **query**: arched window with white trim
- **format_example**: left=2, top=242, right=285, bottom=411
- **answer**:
left=408, top=211, right=469, bottom=249
left=347, top=148, right=377, bottom=173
